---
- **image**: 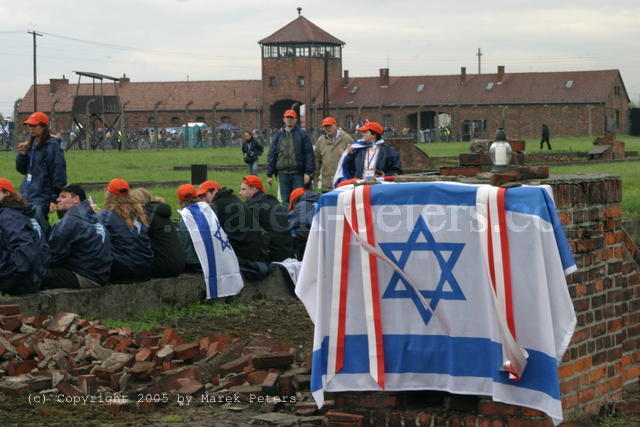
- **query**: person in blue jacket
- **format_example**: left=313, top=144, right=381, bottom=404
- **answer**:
left=0, top=178, right=50, bottom=295
left=42, top=184, right=112, bottom=289
left=16, top=112, right=67, bottom=232
left=266, top=109, right=315, bottom=203
left=343, top=121, right=402, bottom=180
left=287, top=187, right=320, bottom=260
left=98, top=178, right=153, bottom=283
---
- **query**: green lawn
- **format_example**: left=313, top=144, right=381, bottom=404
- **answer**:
left=1, top=134, right=638, bottom=218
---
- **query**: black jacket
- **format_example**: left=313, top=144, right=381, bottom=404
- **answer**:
left=345, top=142, right=403, bottom=179
left=266, top=124, right=315, bottom=177
left=212, top=188, right=267, bottom=262
left=246, top=192, right=293, bottom=262
left=144, top=201, right=185, bottom=277
left=242, top=138, right=264, bottom=164
left=16, top=137, right=67, bottom=206
left=0, top=203, right=50, bottom=291
left=48, top=200, right=111, bottom=284
left=97, top=210, right=153, bottom=268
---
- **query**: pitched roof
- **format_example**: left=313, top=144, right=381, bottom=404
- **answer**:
left=325, top=69, right=627, bottom=107
left=259, top=16, right=344, bottom=45
left=18, top=79, right=262, bottom=114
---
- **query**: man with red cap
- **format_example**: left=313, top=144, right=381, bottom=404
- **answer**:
left=0, top=178, right=50, bottom=295
left=341, top=121, right=402, bottom=182
left=314, top=117, right=353, bottom=192
left=240, top=176, right=293, bottom=262
left=16, top=112, right=67, bottom=231
left=266, top=109, right=314, bottom=203
left=287, top=187, right=320, bottom=260
left=198, top=179, right=267, bottom=263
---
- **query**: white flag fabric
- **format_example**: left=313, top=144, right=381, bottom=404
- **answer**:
left=295, top=181, right=576, bottom=425
left=179, top=202, right=244, bottom=299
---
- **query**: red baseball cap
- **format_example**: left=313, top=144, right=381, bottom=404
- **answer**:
left=177, top=184, right=197, bottom=201
left=283, top=109, right=297, bottom=118
left=196, top=180, right=221, bottom=196
left=288, top=187, right=306, bottom=211
left=0, top=178, right=15, bottom=193
left=24, top=112, right=49, bottom=126
left=357, top=121, right=384, bottom=135
left=321, top=117, right=336, bottom=126
left=242, top=175, right=265, bottom=193
left=106, top=178, right=130, bottom=196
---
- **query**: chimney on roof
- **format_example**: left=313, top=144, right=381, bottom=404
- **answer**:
left=343, top=70, right=349, bottom=87
left=497, top=65, right=505, bottom=81
left=119, top=74, right=130, bottom=87
left=49, top=76, right=69, bottom=94
left=460, top=67, right=466, bottom=84
left=379, top=68, right=389, bottom=88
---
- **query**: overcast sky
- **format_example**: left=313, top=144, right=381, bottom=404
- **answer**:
left=2, top=0, right=639, bottom=118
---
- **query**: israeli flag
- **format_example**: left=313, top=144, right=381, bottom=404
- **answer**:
left=179, top=202, right=243, bottom=299
left=296, top=182, right=576, bottom=425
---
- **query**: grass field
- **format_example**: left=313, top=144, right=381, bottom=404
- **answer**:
left=1, top=134, right=638, bottom=218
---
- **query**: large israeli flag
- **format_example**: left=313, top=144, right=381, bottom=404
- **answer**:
left=179, top=202, right=243, bottom=299
left=296, top=181, right=576, bottom=425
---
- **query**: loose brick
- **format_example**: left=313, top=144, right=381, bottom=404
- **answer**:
left=45, top=313, right=79, bottom=336
left=247, top=370, right=268, bottom=385
left=219, top=355, right=251, bottom=376
left=251, top=352, right=294, bottom=369
left=325, top=411, right=364, bottom=426
left=262, top=371, right=279, bottom=395
left=0, top=305, right=20, bottom=316
left=77, top=375, right=97, bottom=395
left=159, top=328, right=183, bottom=347
left=176, top=378, right=205, bottom=397
left=106, top=399, right=136, bottom=414
left=174, top=342, right=200, bottom=361
left=57, top=380, right=83, bottom=397
left=135, top=348, right=152, bottom=361
left=0, top=315, right=23, bottom=332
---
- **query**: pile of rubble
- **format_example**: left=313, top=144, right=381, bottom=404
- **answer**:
left=0, top=304, right=325, bottom=418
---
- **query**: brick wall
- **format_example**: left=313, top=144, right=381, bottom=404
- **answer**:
left=324, top=174, right=639, bottom=426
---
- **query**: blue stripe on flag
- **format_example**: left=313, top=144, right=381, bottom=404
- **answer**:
left=187, top=204, right=218, bottom=298
left=311, top=334, right=560, bottom=399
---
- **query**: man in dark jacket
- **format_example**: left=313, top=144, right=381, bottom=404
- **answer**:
left=142, top=197, right=185, bottom=277
left=43, top=184, right=112, bottom=289
left=342, top=121, right=402, bottom=181
left=16, top=112, right=67, bottom=231
left=197, top=180, right=267, bottom=263
left=239, top=176, right=293, bottom=262
left=266, top=110, right=315, bottom=203
left=287, top=187, right=320, bottom=260
left=0, top=178, right=50, bottom=295
left=540, top=124, right=551, bottom=150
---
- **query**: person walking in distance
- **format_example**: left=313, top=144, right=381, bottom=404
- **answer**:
left=540, top=124, right=551, bottom=150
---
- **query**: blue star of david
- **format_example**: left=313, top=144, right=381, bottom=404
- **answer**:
left=213, top=219, right=232, bottom=251
left=379, top=216, right=465, bottom=326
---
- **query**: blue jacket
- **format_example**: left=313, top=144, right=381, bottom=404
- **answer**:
left=0, top=203, right=50, bottom=290
left=16, top=137, right=67, bottom=206
left=266, top=125, right=314, bottom=177
left=345, top=142, right=403, bottom=179
left=48, top=200, right=112, bottom=284
left=97, top=210, right=153, bottom=268
left=288, top=190, right=320, bottom=231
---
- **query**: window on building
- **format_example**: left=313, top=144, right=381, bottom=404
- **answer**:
left=383, top=114, right=393, bottom=129
left=171, top=117, right=180, bottom=124
left=614, top=85, right=621, bottom=96
left=148, top=117, right=157, bottom=124
left=196, top=116, right=205, bottom=123
left=221, top=116, right=231, bottom=123
left=298, top=76, right=305, bottom=87
left=565, top=80, right=574, bottom=89
left=417, top=84, right=425, bottom=93
left=350, top=86, right=358, bottom=94
left=269, top=77, right=276, bottom=87
left=485, top=82, right=494, bottom=91
left=345, top=115, right=354, bottom=130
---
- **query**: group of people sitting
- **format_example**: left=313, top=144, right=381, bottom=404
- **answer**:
left=0, top=174, right=319, bottom=296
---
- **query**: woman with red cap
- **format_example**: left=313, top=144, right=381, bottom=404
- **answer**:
left=16, top=112, right=67, bottom=231
left=0, top=178, right=50, bottom=295
left=338, top=121, right=402, bottom=184
left=97, top=178, right=153, bottom=283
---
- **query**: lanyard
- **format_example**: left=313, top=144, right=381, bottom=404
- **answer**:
left=365, top=146, right=378, bottom=170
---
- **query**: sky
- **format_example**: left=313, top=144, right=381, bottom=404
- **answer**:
left=1, top=0, right=639, bottom=119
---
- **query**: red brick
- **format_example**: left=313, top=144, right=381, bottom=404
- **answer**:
left=0, top=315, right=23, bottom=332
left=176, top=378, right=205, bottom=396
left=45, top=313, right=78, bottom=336
left=57, top=381, right=83, bottom=397
left=506, top=418, right=551, bottom=427
left=251, top=352, right=294, bottom=369
left=7, top=359, right=37, bottom=376
left=520, top=407, right=546, bottom=417
left=0, top=382, right=30, bottom=395
left=114, top=336, right=135, bottom=352
left=106, top=399, right=136, bottom=414
left=508, top=140, right=526, bottom=152
left=135, top=348, right=152, bottom=361
left=478, top=399, right=518, bottom=416
left=77, top=375, right=97, bottom=395
left=158, top=366, right=196, bottom=392
left=219, top=355, right=251, bottom=376
left=325, top=411, right=364, bottom=426
left=246, top=370, right=269, bottom=385
left=159, top=328, right=183, bottom=347
left=174, top=342, right=200, bottom=361
left=0, top=305, right=20, bottom=316
left=604, top=206, right=621, bottom=218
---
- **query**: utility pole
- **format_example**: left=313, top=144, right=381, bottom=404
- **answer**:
left=28, top=30, right=43, bottom=111
left=477, top=47, right=482, bottom=74
left=323, top=52, right=329, bottom=118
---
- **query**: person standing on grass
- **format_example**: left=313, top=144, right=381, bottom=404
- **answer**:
left=16, top=112, right=67, bottom=232
left=266, top=109, right=315, bottom=203
left=131, top=188, right=185, bottom=278
left=97, top=178, right=153, bottom=283
left=314, top=117, right=353, bottom=193
left=540, top=124, right=551, bottom=150
left=43, top=184, right=112, bottom=290
left=0, top=178, right=50, bottom=295
left=242, top=130, right=264, bottom=176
